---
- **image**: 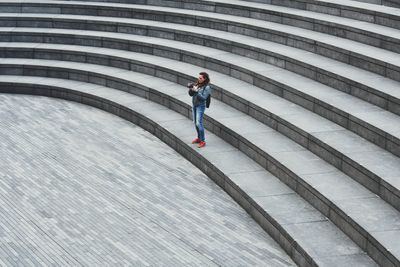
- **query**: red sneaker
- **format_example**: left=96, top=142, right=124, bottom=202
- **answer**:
left=197, top=141, right=206, bottom=148
left=191, top=138, right=201, bottom=144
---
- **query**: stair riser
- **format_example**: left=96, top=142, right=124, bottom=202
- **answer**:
left=2, top=9, right=400, bottom=82
left=2, top=45, right=400, bottom=212
left=2, top=48, right=400, bottom=210
left=1, top=30, right=399, bottom=152
left=1, top=17, right=399, bottom=114
left=0, top=65, right=396, bottom=266
left=2, top=1, right=400, bottom=53
left=0, top=82, right=314, bottom=267
left=382, top=0, right=400, bottom=8
left=242, top=0, right=400, bottom=28
left=54, top=0, right=400, bottom=12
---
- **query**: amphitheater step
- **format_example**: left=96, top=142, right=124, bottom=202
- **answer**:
left=6, top=0, right=400, bottom=32
left=3, top=3, right=400, bottom=78
left=1, top=12, right=400, bottom=114
left=1, top=41, right=400, bottom=214
left=2, top=0, right=400, bottom=266
left=4, top=27, right=400, bottom=156
left=4, top=0, right=400, bottom=49
left=348, top=0, right=400, bottom=8
left=240, top=0, right=400, bottom=23
left=3, top=3, right=400, bottom=115
left=1, top=58, right=399, bottom=266
left=0, top=75, right=379, bottom=267
left=170, top=0, right=400, bottom=53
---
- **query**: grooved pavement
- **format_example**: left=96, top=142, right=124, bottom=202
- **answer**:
left=0, top=93, right=295, bottom=266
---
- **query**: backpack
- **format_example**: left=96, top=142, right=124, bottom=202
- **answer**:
left=188, top=84, right=211, bottom=108
left=206, top=95, right=211, bottom=108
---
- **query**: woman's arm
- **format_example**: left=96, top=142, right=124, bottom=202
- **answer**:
left=196, top=85, right=211, bottom=100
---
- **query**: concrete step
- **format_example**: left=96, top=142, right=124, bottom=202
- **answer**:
left=348, top=0, right=384, bottom=4
left=241, top=0, right=400, bottom=26
left=36, top=0, right=400, bottom=28
left=1, top=58, right=399, bottom=265
left=79, top=0, right=400, bottom=53
left=1, top=1, right=400, bottom=266
left=3, top=2, right=400, bottom=81
left=1, top=10, right=400, bottom=114
left=1, top=24, right=400, bottom=153
left=0, top=74, right=378, bottom=267
left=2, top=40, right=400, bottom=214
left=215, top=0, right=400, bottom=53
left=3, top=0, right=398, bottom=55
left=0, top=28, right=400, bottom=155
left=348, top=0, right=400, bottom=8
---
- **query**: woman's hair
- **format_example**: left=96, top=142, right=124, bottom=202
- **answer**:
left=196, top=72, right=210, bottom=86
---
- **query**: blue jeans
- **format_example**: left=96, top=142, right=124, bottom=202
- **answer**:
left=193, top=104, right=206, bottom=141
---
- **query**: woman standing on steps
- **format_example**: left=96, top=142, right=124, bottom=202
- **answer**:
left=188, top=72, right=212, bottom=148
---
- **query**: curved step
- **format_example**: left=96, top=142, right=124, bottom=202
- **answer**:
left=2, top=1, right=400, bottom=83
left=0, top=75, right=378, bottom=267
left=87, top=0, right=400, bottom=53
left=1, top=10, right=400, bottom=114
left=242, top=0, right=400, bottom=27
left=1, top=24, right=400, bottom=154
left=1, top=39, right=400, bottom=213
left=1, top=2, right=398, bottom=267
left=343, top=0, right=400, bottom=8
left=1, top=59, right=399, bottom=266
left=6, top=0, right=400, bottom=33
left=2, top=22, right=400, bottom=154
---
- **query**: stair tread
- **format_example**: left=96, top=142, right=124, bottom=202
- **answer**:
left=2, top=47, right=400, bottom=189
left=3, top=12, right=400, bottom=98
left=3, top=27, right=400, bottom=135
left=0, top=74, right=375, bottom=265
left=212, top=0, right=400, bottom=37
left=211, top=0, right=400, bottom=15
left=316, top=0, right=400, bottom=15
left=7, top=0, right=400, bottom=26
left=1, top=62, right=399, bottom=260
left=0, top=0, right=399, bottom=265
left=4, top=8, right=400, bottom=64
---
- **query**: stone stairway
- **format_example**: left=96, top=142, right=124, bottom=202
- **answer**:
left=0, top=1, right=399, bottom=266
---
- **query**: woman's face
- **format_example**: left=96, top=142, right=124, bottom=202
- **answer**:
left=198, top=75, right=205, bottom=83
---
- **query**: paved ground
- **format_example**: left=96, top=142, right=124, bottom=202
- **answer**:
left=0, top=94, right=295, bottom=266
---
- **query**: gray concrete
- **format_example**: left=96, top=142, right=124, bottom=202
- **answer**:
left=2, top=11, right=400, bottom=114
left=3, top=1, right=400, bottom=67
left=3, top=8, right=400, bottom=84
left=2, top=0, right=400, bottom=36
left=242, top=0, right=400, bottom=28
left=0, top=93, right=296, bottom=266
left=2, top=44, right=399, bottom=214
left=1, top=1, right=400, bottom=265
left=0, top=76, right=380, bottom=266
left=2, top=17, right=400, bottom=144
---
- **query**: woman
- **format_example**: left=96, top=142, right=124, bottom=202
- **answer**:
left=188, top=72, right=211, bottom=148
